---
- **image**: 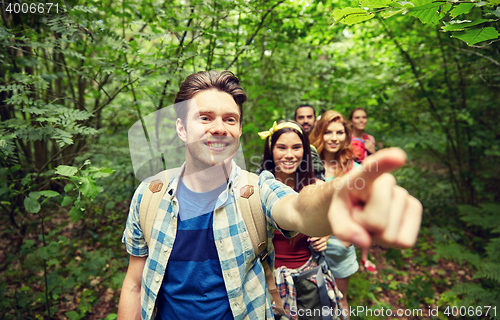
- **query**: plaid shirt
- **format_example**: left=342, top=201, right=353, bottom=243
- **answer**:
left=122, top=162, right=297, bottom=320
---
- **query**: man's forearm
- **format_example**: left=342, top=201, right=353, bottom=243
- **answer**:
left=117, top=281, right=142, bottom=320
left=118, top=255, right=146, bottom=320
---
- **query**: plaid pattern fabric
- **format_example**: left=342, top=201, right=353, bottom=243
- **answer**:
left=122, top=161, right=297, bottom=320
left=273, top=255, right=345, bottom=320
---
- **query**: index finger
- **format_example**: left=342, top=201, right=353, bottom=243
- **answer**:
left=351, top=147, right=407, bottom=185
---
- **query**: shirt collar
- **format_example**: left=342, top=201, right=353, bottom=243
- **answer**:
left=166, top=160, right=242, bottom=203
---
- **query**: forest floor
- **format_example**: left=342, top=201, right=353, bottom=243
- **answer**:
left=85, top=233, right=471, bottom=320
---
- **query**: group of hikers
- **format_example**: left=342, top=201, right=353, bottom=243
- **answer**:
left=263, top=105, right=378, bottom=319
left=118, top=70, right=422, bottom=320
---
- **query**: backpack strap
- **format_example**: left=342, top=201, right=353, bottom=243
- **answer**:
left=139, top=170, right=172, bottom=246
left=139, top=169, right=285, bottom=314
left=238, top=171, right=285, bottom=315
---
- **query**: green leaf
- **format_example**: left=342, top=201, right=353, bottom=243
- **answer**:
left=29, top=191, right=41, bottom=200
left=450, top=3, right=475, bottom=18
left=22, top=239, right=35, bottom=248
left=10, top=164, right=21, bottom=173
left=0, top=188, right=11, bottom=197
left=80, top=177, right=98, bottom=198
left=443, top=19, right=492, bottom=32
left=439, top=3, right=452, bottom=19
left=332, top=7, right=374, bottom=25
left=24, top=196, right=40, bottom=213
left=104, top=314, right=118, bottom=320
left=69, top=205, right=83, bottom=222
left=407, top=2, right=442, bottom=25
left=359, top=0, right=395, bottom=8
left=452, top=27, right=500, bottom=45
left=56, top=165, right=78, bottom=177
left=64, top=183, right=75, bottom=192
left=47, top=241, right=59, bottom=254
left=491, top=7, right=500, bottom=18
left=105, top=201, right=116, bottom=209
left=38, top=190, right=60, bottom=198
left=37, top=246, right=50, bottom=260
left=61, top=196, right=73, bottom=207
left=65, top=311, right=80, bottom=320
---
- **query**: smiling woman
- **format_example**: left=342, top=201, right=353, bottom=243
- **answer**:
left=258, top=120, right=314, bottom=191
left=257, top=120, right=344, bottom=319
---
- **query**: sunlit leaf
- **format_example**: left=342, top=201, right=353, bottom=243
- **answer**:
left=80, top=177, right=98, bottom=199
left=332, top=7, right=374, bottom=25
left=442, top=19, right=492, bottom=32
left=381, top=8, right=406, bottom=19
left=359, top=0, right=396, bottom=8
left=38, top=190, right=60, bottom=198
left=407, top=2, right=442, bottom=25
left=452, top=27, right=500, bottom=45
left=450, top=3, right=475, bottom=18
left=55, top=165, right=78, bottom=177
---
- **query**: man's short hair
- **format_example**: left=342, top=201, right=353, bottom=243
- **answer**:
left=174, top=70, right=247, bottom=124
left=294, top=104, right=316, bottom=120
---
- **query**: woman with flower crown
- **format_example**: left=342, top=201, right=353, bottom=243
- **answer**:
left=258, top=120, right=345, bottom=320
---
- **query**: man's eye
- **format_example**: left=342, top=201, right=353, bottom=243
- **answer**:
left=226, top=118, right=237, bottom=123
left=200, top=116, right=210, bottom=121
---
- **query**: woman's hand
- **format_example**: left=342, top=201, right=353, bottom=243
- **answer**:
left=309, top=236, right=330, bottom=252
left=364, top=138, right=375, bottom=155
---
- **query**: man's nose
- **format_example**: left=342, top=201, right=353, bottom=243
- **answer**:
left=208, top=118, right=228, bottom=135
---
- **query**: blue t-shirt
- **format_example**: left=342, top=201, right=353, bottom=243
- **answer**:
left=156, top=179, right=233, bottom=320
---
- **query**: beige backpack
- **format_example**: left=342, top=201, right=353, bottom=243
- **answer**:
left=138, top=170, right=285, bottom=314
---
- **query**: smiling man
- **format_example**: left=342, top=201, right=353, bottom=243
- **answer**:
left=118, top=70, right=422, bottom=320
left=295, top=105, right=316, bottom=135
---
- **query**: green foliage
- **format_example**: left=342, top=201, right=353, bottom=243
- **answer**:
left=1, top=0, right=499, bottom=317
left=452, top=27, right=500, bottom=45
left=432, top=203, right=500, bottom=314
left=333, top=0, right=500, bottom=46
left=397, top=276, right=434, bottom=309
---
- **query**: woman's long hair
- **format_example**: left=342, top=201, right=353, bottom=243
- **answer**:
left=259, top=120, right=315, bottom=192
left=309, top=110, right=354, bottom=176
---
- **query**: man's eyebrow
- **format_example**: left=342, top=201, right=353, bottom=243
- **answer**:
left=196, top=110, right=240, bottom=117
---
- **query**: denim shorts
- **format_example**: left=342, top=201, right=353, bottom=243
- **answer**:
left=324, top=236, right=359, bottom=279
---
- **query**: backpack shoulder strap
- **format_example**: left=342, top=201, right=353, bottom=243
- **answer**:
left=138, top=169, right=175, bottom=246
left=238, top=171, right=285, bottom=315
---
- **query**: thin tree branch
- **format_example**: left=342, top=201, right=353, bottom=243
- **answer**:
left=226, top=0, right=285, bottom=69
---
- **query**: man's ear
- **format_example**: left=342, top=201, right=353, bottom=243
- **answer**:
left=176, top=118, right=187, bottom=142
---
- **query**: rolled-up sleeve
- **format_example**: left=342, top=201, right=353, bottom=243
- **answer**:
left=258, top=170, right=298, bottom=238
left=122, top=182, right=149, bottom=257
